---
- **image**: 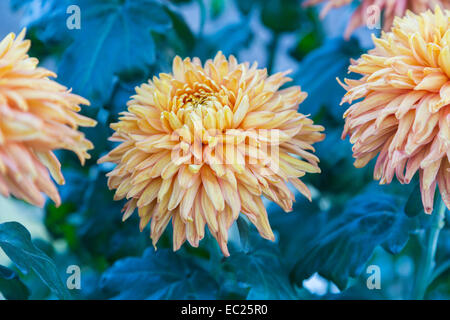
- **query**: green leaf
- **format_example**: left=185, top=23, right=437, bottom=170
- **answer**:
left=59, top=0, right=172, bottom=106
left=290, top=30, right=323, bottom=61
left=236, top=216, right=250, bottom=253
left=21, top=0, right=173, bottom=107
left=11, top=0, right=72, bottom=45
left=404, top=181, right=422, bottom=217
left=261, top=0, right=303, bottom=33
left=100, top=248, right=218, bottom=299
left=0, top=222, right=71, bottom=300
left=0, top=265, right=30, bottom=300
left=291, top=191, right=413, bottom=290
left=165, top=7, right=196, bottom=55
left=269, top=197, right=324, bottom=268
left=223, top=234, right=298, bottom=299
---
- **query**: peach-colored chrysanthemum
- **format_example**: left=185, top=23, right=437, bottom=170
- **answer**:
left=99, top=52, right=325, bottom=256
left=0, top=29, right=96, bottom=207
left=339, top=7, right=450, bottom=214
left=304, top=0, right=450, bottom=39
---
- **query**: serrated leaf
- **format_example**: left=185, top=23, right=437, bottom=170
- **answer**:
left=100, top=248, right=218, bottom=299
left=59, top=0, right=171, bottom=107
left=20, top=0, right=172, bottom=107
left=291, top=191, right=413, bottom=290
left=0, top=222, right=71, bottom=300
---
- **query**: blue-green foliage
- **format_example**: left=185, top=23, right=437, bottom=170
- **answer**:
left=101, top=248, right=219, bottom=299
left=0, top=0, right=448, bottom=300
left=0, top=265, right=30, bottom=300
left=0, top=222, right=71, bottom=299
left=295, top=37, right=363, bottom=120
left=290, top=191, right=413, bottom=290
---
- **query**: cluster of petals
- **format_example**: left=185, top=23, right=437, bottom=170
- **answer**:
left=339, top=7, right=450, bottom=213
left=99, top=52, right=325, bottom=255
left=0, top=30, right=95, bottom=207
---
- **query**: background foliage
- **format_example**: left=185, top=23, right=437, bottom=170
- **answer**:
left=0, top=0, right=449, bottom=300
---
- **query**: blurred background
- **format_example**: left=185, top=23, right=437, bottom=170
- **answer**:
left=0, top=0, right=448, bottom=300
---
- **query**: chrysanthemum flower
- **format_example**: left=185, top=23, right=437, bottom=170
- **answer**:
left=304, top=0, right=450, bottom=39
left=0, top=29, right=96, bottom=207
left=339, top=7, right=450, bottom=214
left=99, top=52, right=325, bottom=255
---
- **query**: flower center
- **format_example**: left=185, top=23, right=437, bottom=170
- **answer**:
left=163, top=85, right=234, bottom=140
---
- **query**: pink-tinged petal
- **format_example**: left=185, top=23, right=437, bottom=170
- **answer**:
left=420, top=170, right=437, bottom=214
left=0, top=29, right=94, bottom=208
left=341, top=6, right=450, bottom=214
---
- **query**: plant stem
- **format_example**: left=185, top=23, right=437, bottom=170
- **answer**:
left=412, top=198, right=446, bottom=300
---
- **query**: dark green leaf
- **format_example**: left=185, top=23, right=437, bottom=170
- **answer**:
left=223, top=234, right=297, bottom=299
left=310, top=128, right=373, bottom=200
left=236, top=216, right=250, bottom=253
left=21, top=0, right=172, bottom=107
left=0, top=265, right=30, bottom=300
left=291, top=191, right=413, bottom=290
left=59, top=0, right=171, bottom=106
left=290, top=30, right=323, bottom=61
left=261, top=0, right=303, bottom=33
left=45, top=167, right=152, bottom=269
left=165, top=7, right=196, bottom=55
left=100, top=248, right=218, bottom=299
left=404, top=181, right=422, bottom=217
left=0, top=222, right=71, bottom=299
left=269, top=196, right=324, bottom=268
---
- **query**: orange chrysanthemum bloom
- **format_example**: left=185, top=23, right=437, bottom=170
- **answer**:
left=304, top=0, right=450, bottom=39
left=339, top=7, right=450, bottom=214
left=99, top=52, right=325, bottom=256
left=0, top=30, right=96, bottom=207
